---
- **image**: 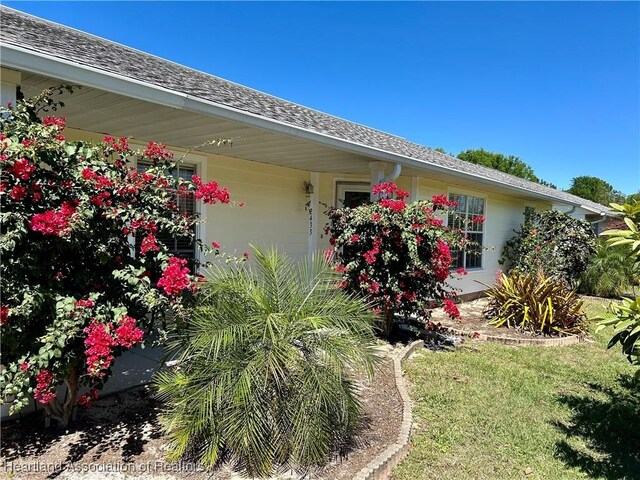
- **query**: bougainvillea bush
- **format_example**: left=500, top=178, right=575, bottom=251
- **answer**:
left=326, top=183, right=471, bottom=334
left=501, top=209, right=595, bottom=286
left=0, top=88, right=235, bottom=425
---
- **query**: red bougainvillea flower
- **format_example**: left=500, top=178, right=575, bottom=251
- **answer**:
left=350, top=234, right=360, bottom=243
left=472, top=215, right=485, bottom=224
left=9, top=185, right=27, bottom=200
left=103, top=136, right=129, bottom=152
left=0, top=305, right=9, bottom=325
left=157, top=257, right=191, bottom=296
left=8, top=158, right=36, bottom=180
left=432, top=194, right=458, bottom=209
left=75, top=299, right=95, bottom=308
left=211, top=241, right=221, bottom=249
left=42, top=116, right=66, bottom=129
left=456, top=267, right=468, bottom=276
left=195, top=181, right=231, bottom=204
left=84, top=321, right=116, bottom=377
left=395, top=188, right=410, bottom=199
left=243, top=251, right=250, bottom=259
left=33, top=369, right=57, bottom=405
left=20, top=361, right=29, bottom=371
left=77, top=389, right=99, bottom=408
left=81, top=167, right=96, bottom=180
left=144, top=141, right=173, bottom=161
left=443, top=298, right=460, bottom=319
left=114, top=315, right=144, bottom=349
left=372, top=182, right=397, bottom=197
left=140, top=232, right=160, bottom=255
left=380, top=198, right=407, bottom=212
left=431, top=240, right=452, bottom=282
left=30, top=202, right=76, bottom=236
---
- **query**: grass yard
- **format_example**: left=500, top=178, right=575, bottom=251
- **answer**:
left=393, top=298, right=640, bottom=480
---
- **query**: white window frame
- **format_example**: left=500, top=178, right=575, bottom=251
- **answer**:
left=334, top=180, right=370, bottom=208
left=446, top=188, right=488, bottom=271
left=132, top=148, right=207, bottom=268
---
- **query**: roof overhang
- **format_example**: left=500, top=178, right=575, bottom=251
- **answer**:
left=1, top=42, right=604, bottom=210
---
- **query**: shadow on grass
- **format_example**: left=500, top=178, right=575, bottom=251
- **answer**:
left=554, top=374, right=640, bottom=480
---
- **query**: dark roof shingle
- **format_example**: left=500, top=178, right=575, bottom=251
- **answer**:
left=0, top=6, right=610, bottom=214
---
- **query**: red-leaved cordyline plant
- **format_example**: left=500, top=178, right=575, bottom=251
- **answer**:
left=326, top=181, right=475, bottom=334
left=0, top=87, right=244, bottom=426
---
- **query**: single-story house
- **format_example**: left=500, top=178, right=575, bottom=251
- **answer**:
left=1, top=7, right=611, bottom=297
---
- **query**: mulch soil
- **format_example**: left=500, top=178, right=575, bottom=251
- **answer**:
left=0, top=353, right=402, bottom=480
left=430, top=297, right=575, bottom=340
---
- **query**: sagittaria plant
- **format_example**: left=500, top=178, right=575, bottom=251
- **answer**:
left=325, top=182, right=472, bottom=334
left=0, top=87, right=240, bottom=426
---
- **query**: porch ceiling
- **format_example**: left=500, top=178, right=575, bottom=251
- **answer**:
left=21, top=73, right=377, bottom=174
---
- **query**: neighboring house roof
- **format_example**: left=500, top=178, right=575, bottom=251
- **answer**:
left=0, top=7, right=611, bottom=215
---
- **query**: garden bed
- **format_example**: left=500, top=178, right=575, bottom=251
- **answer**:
left=430, top=298, right=581, bottom=346
left=0, top=353, right=403, bottom=480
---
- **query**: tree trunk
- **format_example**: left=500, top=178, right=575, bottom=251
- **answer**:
left=381, top=308, right=395, bottom=337
left=43, top=364, right=79, bottom=428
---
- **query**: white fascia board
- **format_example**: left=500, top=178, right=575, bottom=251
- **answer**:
left=1, top=43, right=586, bottom=208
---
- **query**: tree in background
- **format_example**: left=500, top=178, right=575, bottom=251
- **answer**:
left=567, top=176, right=626, bottom=205
left=456, top=148, right=540, bottom=183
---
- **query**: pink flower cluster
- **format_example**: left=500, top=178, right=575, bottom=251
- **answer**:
left=144, top=141, right=173, bottom=161
left=192, top=176, right=231, bottom=205
left=380, top=198, right=407, bottom=212
left=140, top=232, right=160, bottom=255
left=443, top=298, right=460, bottom=319
left=77, top=389, right=99, bottom=408
left=84, top=322, right=116, bottom=377
left=7, top=158, right=36, bottom=180
left=157, top=257, right=191, bottom=296
left=75, top=299, right=95, bottom=308
left=432, top=194, right=458, bottom=209
left=431, top=240, right=452, bottom=282
left=103, top=136, right=129, bottom=152
left=114, top=315, right=144, bottom=348
left=372, top=182, right=409, bottom=199
left=42, top=116, right=66, bottom=129
left=33, top=369, right=57, bottom=405
left=84, top=315, right=144, bottom=377
left=363, top=238, right=382, bottom=264
left=30, top=202, right=77, bottom=236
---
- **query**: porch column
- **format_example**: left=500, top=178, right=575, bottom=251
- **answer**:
left=410, top=176, right=420, bottom=202
left=369, top=162, right=386, bottom=201
left=308, top=172, right=320, bottom=258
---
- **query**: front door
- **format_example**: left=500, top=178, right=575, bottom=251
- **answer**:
left=336, top=182, right=370, bottom=208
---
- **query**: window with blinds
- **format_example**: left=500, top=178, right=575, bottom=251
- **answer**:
left=136, top=162, right=197, bottom=260
left=448, top=193, right=485, bottom=270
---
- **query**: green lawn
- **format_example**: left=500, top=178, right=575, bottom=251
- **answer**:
left=393, top=299, right=640, bottom=480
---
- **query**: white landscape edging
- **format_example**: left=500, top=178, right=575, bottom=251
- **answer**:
left=352, top=340, right=422, bottom=480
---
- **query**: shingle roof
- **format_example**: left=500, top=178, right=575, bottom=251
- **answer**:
left=0, top=6, right=610, bottom=214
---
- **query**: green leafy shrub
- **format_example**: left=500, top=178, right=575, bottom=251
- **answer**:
left=155, top=247, right=379, bottom=476
left=483, top=272, right=586, bottom=336
left=597, top=201, right=640, bottom=368
left=501, top=209, right=596, bottom=286
left=579, top=241, right=634, bottom=298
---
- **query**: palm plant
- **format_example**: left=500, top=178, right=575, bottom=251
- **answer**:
left=579, top=242, right=633, bottom=298
left=155, top=247, right=380, bottom=477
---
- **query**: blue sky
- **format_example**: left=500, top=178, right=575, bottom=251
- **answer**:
left=6, top=1, right=640, bottom=194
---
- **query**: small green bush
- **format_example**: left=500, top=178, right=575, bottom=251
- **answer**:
left=579, top=241, right=634, bottom=298
left=484, top=272, right=586, bottom=336
left=501, top=209, right=596, bottom=286
left=155, top=247, right=380, bottom=476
